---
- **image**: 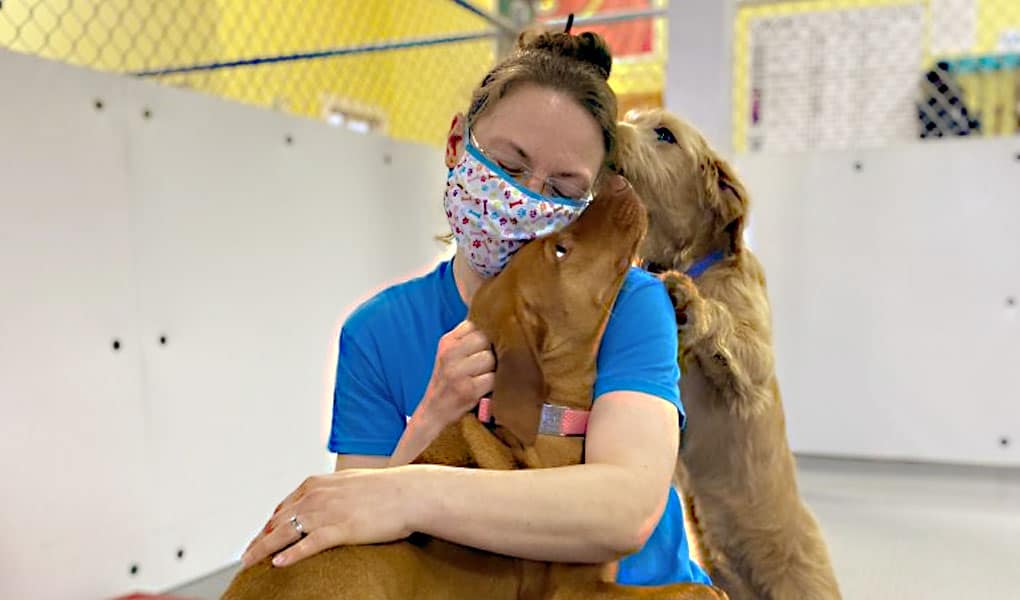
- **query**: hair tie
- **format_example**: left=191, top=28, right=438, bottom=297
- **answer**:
left=564, top=13, right=575, bottom=34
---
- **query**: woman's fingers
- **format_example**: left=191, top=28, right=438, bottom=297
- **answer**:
left=241, top=475, right=337, bottom=566
left=462, top=348, right=496, bottom=376
left=472, top=372, right=496, bottom=398
left=242, top=510, right=314, bottom=567
left=270, top=525, right=340, bottom=568
left=445, top=321, right=490, bottom=355
left=447, top=319, right=476, bottom=340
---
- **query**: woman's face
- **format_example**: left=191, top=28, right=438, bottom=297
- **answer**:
left=446, top=83, right=605, bottom=200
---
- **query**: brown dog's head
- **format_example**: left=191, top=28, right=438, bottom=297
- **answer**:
left=472, top=176, right=648, bottom=445
left=614, top=109, right=749, bottom=272
left=508, top=175, right=648, bottom=322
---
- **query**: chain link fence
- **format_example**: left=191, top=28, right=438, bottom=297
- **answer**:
left=0, top=0, right=666, bottom=147
left=733, top=0, right=1020, bottom=153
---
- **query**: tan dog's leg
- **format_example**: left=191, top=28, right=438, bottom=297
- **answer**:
left=699, top=559, right=757, bottom=600
left=661, top=271, right=774, bottom=416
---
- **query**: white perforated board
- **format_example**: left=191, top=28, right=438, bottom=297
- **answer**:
left=736, top=138, right=1020, bottom=466
left=0, top=47, right=449, bottom=598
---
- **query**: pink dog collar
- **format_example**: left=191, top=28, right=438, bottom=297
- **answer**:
left=477, top=397, right=590, bottom=437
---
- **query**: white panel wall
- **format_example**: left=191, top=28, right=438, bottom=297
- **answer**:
left=0, top=48, right=448, bottom=599
left=736, top=139, right=1020, bottom=466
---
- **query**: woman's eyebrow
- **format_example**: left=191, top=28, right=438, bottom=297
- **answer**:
left=489, top=136, right=530, bottom=162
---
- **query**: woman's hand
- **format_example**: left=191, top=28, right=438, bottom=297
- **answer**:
left=420, top=320, right=496, bottom=429
left=388, top=320, right=495, bottom=466
left=240, top=468, right=416, bottom=568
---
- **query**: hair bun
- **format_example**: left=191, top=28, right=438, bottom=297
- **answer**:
left=516, top=28, right=613, bottom=80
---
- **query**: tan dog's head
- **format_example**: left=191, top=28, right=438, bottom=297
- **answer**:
left=472, top=176, right=648, bottom=445
left=614, top=109, right=749, bottom=272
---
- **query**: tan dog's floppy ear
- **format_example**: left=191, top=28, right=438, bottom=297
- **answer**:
left=489, top=301, right=548, bottom=447
left=715, top=157, right=749, bottom=254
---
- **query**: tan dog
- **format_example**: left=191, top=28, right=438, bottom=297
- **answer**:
left=614, top=110, right=841, bottom=600
left=221, top=179, right=728, bottom=600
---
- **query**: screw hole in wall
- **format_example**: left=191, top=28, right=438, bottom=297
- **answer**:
left=383, top=153, right=392, bottom=165
left=176, top=547, right=185, bottom=560
left=1000, top=436, right=1011, bottom=448
left=853, top=161, right=863, bottom=172
left=159, top=335, right=168, bottom=346
left=142, top=108, right=152, bottom=120
left=129, top=563, right=140, bottom=576
left=112, top=339, right=121, bottom=352
left=285, top=134, right=294, bottom=145
left=94, top=99, right=104, bottom=111
left=1007, top=296, right=1016, bottom=308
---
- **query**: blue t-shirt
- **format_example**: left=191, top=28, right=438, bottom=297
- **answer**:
left=328, top=259, right=711, bottom=586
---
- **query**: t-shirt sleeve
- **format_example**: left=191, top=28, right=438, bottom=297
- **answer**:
left=327, top=324, right=406, bottom=456
left=594, top=275, right=686, bottom=430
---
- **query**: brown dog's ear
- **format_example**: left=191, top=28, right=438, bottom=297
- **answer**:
left=715, top=157, right=749, bottom=254
left=489, top=302, right=548, bottom=447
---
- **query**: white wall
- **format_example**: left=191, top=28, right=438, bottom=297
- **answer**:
left=666, top=0, right=738, bottom=157
left=0, top=48, right=449, bottom=599
left=736, top=139, right=1020, bottom=466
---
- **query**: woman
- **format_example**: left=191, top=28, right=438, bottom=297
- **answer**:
left=241, top=28, right=710, bottom=587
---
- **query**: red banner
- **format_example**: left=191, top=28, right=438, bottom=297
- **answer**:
left=541, top=0, right=655, bottom=57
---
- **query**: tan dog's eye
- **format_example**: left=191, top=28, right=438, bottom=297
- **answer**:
left=555, top=244, right=569, bottom=259
left=654, top=126, right=677, bottom=145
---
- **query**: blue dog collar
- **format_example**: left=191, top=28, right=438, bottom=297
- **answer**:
left=685, top=250, right=726, bottom=278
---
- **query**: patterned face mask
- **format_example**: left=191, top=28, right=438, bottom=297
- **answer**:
left=443, top=130, right=591, bottom=278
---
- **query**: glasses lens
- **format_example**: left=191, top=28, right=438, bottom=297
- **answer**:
left=471, top=133, right=590, bottom=201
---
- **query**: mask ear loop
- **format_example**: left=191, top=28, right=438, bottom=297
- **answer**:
left=564, top=13, right=574, bottom=34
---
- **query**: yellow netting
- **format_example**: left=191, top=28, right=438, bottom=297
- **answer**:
left=0, top=0, right=668, bottom=147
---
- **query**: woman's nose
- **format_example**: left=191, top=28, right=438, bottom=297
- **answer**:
left=521, top=173, right=548, bottom=196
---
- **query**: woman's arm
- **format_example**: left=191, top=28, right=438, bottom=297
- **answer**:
left=404, top=390, right=679, bottom=562
left=332, top=400, right=445, bottom=469
left=248, top=390, right=679, bottom=568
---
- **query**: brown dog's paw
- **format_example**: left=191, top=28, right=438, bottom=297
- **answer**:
left=660, top=270, right=701, bottom=330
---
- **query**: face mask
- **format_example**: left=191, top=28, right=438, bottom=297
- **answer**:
left=443, top=132, right=590, bottom=278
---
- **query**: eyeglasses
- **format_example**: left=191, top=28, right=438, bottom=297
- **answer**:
left=467, top=129, right=593, bottom=204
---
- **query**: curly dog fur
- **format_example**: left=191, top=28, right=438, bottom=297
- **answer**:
left=614, top=109, right=841, bottom=600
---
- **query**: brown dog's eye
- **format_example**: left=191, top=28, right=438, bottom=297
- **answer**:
left=654, top=126, right=677, bottom=144
left=555, top=244, right=569, bottom=259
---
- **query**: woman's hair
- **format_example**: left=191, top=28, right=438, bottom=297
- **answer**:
left=467, top=27, right=618, bottom=173
left=437, top=28, right=618, bottom=246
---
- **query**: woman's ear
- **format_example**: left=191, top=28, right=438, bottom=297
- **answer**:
left=445, top=113, right=466, bottom=169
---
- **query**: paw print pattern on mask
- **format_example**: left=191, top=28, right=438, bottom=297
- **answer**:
left=443, top=146, right=586, bottom=278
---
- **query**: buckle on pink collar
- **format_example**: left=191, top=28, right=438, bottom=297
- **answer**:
left=477, top=397, right=590, bottom=437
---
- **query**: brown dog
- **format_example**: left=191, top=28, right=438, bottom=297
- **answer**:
left=221, top=178, right=728, bottom=600
left=615, top=110, right=841, bottom=600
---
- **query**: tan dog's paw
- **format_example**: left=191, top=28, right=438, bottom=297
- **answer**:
left=660, top=270, right=703, bottom=332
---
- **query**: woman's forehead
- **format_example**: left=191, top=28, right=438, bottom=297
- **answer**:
left=474, top=85, right=605, bottom=173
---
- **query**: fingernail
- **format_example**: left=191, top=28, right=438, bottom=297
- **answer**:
left=272, top=554, right=287, bottom=567
left=273, top=503, right=282, bottom=514
left=241, top=553, right=250, bottom=568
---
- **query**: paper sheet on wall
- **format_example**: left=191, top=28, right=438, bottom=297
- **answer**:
left=746, top=4, right=924, bottom=153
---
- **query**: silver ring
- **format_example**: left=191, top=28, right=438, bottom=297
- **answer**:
left=289, top=515, right=305, bottom=536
